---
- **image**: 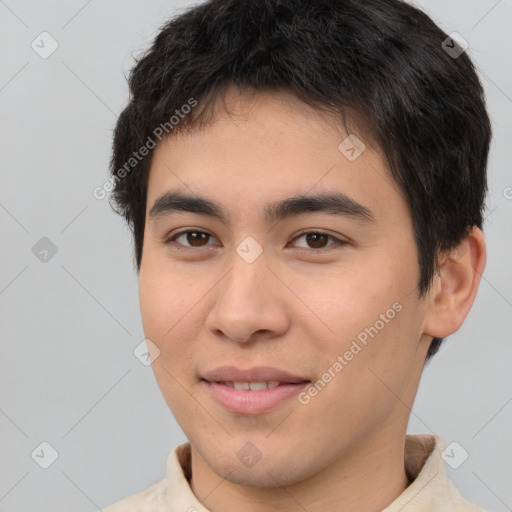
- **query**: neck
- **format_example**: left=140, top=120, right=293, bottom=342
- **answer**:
left=189, top=426, right=410, bottom=512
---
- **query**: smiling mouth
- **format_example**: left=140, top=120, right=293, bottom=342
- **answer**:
left=200, top=379, right=311, bottom=414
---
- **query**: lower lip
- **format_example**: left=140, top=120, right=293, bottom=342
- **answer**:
left=203, top=381, right=309, bottom=415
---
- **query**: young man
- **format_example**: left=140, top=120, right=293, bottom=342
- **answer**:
left=104, top=0, right=491, bottom=510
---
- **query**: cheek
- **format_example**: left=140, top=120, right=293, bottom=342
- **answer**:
left=285, top=263, right=401, bottom=345
left=290, top=251, right=422, bottom=381
left=138, top=256, right=218, bottom=370
left=138, top=260, right=205, bottom=413
left=139, top=260, right=180, bottom=356
left=139, top=252, right=197, bottom=333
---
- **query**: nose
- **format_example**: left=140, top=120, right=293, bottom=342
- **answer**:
left=204, top=249, right=290, bottom=344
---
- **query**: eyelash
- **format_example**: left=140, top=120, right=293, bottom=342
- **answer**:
left=164, top=229, right=347, bottom=252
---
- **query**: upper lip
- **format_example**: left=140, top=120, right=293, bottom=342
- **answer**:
left=201, top=366, right=310, bottom=384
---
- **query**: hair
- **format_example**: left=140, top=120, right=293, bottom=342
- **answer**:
left=109, top=0, right=491, bottom=361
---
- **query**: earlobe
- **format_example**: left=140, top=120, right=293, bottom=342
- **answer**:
left=423, top=227, right=486, bottom=338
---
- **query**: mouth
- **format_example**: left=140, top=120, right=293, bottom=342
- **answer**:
left=210, top=380, right=306, bottom=390
left=200, top=366, right=311, bottom=414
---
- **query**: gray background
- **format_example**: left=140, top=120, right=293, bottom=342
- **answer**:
left=0, top=0, right=510, bottom=510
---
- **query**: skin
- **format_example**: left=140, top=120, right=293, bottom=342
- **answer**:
left=138, top=85, right=486, bottom=512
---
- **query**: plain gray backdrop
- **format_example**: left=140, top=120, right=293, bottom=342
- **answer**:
left=1, top=0, right=511, bottom=510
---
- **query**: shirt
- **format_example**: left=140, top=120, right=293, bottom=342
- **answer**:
left=103, top=434, right=486, bottom=511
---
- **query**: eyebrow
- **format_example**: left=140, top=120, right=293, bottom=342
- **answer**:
left=149, top=189, right=375, bottom=224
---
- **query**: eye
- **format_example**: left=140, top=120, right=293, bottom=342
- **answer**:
left=165, top=230, right=220, bottom=248
left=165, top=229, right=347, bottom=252
left=289, top=231, right=346, bottom=250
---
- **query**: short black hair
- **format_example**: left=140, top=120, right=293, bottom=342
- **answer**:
left=109, top=0, right=491, bottom=361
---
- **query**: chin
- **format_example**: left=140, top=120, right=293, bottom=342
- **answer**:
left=225, top=469, right=293, bottom=488
left=197, top=440, right=320, bottom=489
left=216, top=458, right=306, bottom=488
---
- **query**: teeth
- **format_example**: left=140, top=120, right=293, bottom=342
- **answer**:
left=227, top=381, right=281, bottom=390
left=248, top=382, right=267, bottom=391
left=233, top=382, right=250, bottom=390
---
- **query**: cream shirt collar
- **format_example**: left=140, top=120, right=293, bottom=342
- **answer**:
left=104, top=434, right=485, bottom=511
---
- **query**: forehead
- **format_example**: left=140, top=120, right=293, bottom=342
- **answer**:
left=146, top=87, right=406, bottom=226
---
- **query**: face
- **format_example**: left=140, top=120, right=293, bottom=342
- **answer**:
left=139, top=86, right=432, bottom=487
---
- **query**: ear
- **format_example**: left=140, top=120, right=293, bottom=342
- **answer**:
left=423, top=226, right=486, bottom=338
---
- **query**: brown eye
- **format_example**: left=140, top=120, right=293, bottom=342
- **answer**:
left=167, top=230, right=218, bottom=248
left=186, top=231, right=209, bottom=246
left=291, top=231, right=346, bottom=250
left=305, top=233, right=329, bottom=249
